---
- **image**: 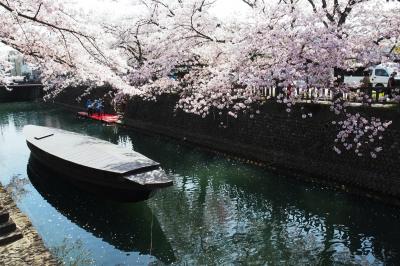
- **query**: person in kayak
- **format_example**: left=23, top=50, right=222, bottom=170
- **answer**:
left=85, top=99, right=94, bottom=115
left=95, top=99, right=104, bottom=117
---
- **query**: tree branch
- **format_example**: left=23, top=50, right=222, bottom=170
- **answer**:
left=34, top=3, right=42, bottom=19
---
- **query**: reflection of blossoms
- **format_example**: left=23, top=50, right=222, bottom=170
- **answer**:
left=50, top=238, right=94, bottom=265
left=5, top=175, right=30, bottom=203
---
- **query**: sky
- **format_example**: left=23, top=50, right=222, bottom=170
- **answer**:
left=69, top=0, right=250, bottom=20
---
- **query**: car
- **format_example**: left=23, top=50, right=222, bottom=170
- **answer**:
left=12, top=75, right=28, bottom=83
left=344, top=63, right=400, bottom=88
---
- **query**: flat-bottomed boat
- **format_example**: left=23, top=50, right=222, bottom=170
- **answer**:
left=23, top=125, right=173, bottom=201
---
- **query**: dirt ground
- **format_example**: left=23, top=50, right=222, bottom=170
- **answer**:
left=0, top=186, right=57, bottom=266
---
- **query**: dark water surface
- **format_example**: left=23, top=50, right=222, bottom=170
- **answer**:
left=0, top=102, right=399, bottom=265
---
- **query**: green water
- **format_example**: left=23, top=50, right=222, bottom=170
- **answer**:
left=0, top=102, right=399, bottom=265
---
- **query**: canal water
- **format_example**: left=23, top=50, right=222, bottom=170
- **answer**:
left=0, top=102, right=399, bottom=265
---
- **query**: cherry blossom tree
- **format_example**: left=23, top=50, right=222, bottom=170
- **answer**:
left=107, top=0, right=400, bottom=156
left=0, top=0, right=140, bottom=96
left=1, top=0, right=399, bottom=157
left=109, top=0, right=399, bottom=106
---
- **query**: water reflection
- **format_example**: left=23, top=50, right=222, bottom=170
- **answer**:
left=139, top=141, right=400, bottom=265
left=5, top=175, right=31, bottom=203
left=50, top=238, right=95, bottom=265
left=27, top=157, right=176, bottom=264
left=1, top=102, right=400, bottom=265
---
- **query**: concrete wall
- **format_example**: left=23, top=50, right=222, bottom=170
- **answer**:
left=0, top=85, right=43, bottom=103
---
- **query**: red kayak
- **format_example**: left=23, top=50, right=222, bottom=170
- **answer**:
left=77, top=112, right=121, bottom=123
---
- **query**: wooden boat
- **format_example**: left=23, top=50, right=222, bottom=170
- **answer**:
left=77, top=111, right=121, bottom=123
left=23, top=125, right=173, bottom=201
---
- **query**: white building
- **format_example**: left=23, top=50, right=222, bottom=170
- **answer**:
left=4, top=49, right=40, bottom=82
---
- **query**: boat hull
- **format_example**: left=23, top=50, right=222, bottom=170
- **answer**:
left=23, top=125, right=172, bottom=201
left=26, top=141, right=155, bottom=201
left=77, top=111, right=121, bottom=123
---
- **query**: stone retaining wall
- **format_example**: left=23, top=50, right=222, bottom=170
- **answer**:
left=124, top=96, right=400, bottom=202
left=55, top=89, right=400, bottom=204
